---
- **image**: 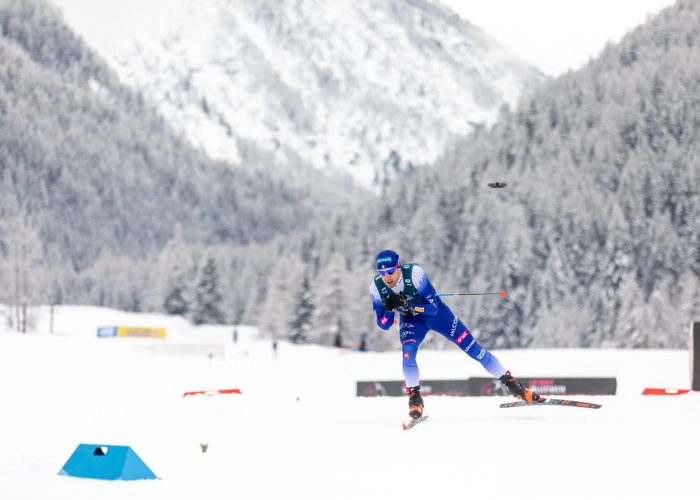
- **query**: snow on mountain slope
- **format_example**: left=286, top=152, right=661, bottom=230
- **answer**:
left=50, top=0, right=545, bottom=188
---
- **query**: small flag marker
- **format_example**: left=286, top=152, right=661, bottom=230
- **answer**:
left=183, top=388, right=242, bottom=397
left=641, top=388, right=690, bottom=396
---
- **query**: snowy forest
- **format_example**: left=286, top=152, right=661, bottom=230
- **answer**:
left=1, top=0, right=699, bottom=350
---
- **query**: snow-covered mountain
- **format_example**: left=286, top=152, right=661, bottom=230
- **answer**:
left=51, top=0, right=545, bottom=188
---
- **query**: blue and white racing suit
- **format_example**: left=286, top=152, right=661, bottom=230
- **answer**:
left=370, top=264, right=506, bottom=388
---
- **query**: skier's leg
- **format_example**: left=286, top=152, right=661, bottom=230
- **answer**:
left=458, top=328, right=507, bottom=379
left=428, top=307, right=543, bottom=402
left=399, top=318, right=428, bottom=388
left=399, top=317, right=428, bottom=418
left=429, top=307, right=506, bottom=378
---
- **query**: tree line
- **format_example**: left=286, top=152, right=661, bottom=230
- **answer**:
left=0, top=0, right=363, bottom=330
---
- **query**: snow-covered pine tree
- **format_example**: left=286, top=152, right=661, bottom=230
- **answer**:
left=191, top=256, right=226, bottom=325
left=159, top=227, right=194, bottom=316
left=257, top=252, right=304, bottom=340
left=309, top=261, right=346, bottom=346
left=164, top=273, right=189, bottom=316
left=289, top=274, right=314, bottom=343
left=0, top=202, right=43, bottom=332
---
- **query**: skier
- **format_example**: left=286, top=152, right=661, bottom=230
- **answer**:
left=369, top=249, right=543, bottom=419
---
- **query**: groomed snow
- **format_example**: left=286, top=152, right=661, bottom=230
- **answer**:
left=1, top=305, right=698, bottom=499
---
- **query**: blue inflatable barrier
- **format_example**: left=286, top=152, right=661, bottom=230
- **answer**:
left=59, top=444, right=158, bottom=480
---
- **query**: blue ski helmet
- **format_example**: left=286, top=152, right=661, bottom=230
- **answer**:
left=375, top=249, right=400, bottom=270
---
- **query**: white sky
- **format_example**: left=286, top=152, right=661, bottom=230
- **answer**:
left=440, top=0, right=677, bottom=75
left=49, top=0, right=191, bottom=42
left=49, top=0, right=677, bottom=76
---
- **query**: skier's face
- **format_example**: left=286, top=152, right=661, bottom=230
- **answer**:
left=379, top=266, right=400, bottom=287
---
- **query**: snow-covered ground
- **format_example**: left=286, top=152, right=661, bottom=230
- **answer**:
left=1, top=306, right=698, bottom=499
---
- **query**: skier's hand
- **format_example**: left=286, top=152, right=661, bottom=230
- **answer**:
left=402, top=307, right=417, bottom=317
left=382, top=293, right=414, bottom=313
left=381, top=295, right=395, bottom=312
left=382, top=294, right=403, bottom=312
left=397, top=292, right=410, bottom=309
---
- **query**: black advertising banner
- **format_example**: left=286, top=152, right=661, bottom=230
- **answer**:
left=357, top=377, right=617, bottom=397
left=468, top=377, right=617, bottom=396
left=692, top=322, right=700, bottom=391
left=356, top=380, right=472, bottom=397
left=357, top=381, right=405, bottom=397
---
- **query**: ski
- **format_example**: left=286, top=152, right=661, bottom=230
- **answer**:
left=402, top=415, right=429, bottom=430
left=500, top=398, right=602, bottom=409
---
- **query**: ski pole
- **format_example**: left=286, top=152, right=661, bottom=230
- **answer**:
left=435, top=290, right=507, bottom=298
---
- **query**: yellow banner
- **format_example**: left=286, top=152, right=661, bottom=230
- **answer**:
left=116, top=326, right=166, bottom=339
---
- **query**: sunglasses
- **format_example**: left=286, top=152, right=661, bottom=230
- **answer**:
left=378, top=266, right=399, bottom=276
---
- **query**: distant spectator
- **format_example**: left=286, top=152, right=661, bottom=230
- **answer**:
left=272, top=339, right=278, bottom=358
left=233, top=327, right=238, bottom=344
left=334, top=332, right=343, bottom=348
left=357, top=331, right=368, bottom=352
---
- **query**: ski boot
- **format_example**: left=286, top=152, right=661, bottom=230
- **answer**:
left=407, top=386, right=424, bottom=419
left=499, top=370, right=544, bottom=403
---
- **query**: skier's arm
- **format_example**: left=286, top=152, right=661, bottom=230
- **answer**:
left=370, top=282, right=394, bottom=330
left=407, top=265, right=439, bottom=316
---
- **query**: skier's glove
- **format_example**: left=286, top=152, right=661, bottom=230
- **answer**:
left=382, top=293, right=408, bottom=312
left=397, top=292, right=411, bottom=309
left=382, top=295, right=397, bottom=312
left=400, top=293, right=424, bottom=316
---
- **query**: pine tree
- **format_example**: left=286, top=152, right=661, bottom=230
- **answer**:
left=257, top=252, right=303, bottom=340
left=0, top=203, right=44, bottom=332
left=289, top=274, right=314, bottom=343
left=191, top=257, right=226, bottom=325
left=164, top=273, right=189, bottom=316
left=157, top=226, right=193, bottom=315
left=309, top=262, right=345, bottom=346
